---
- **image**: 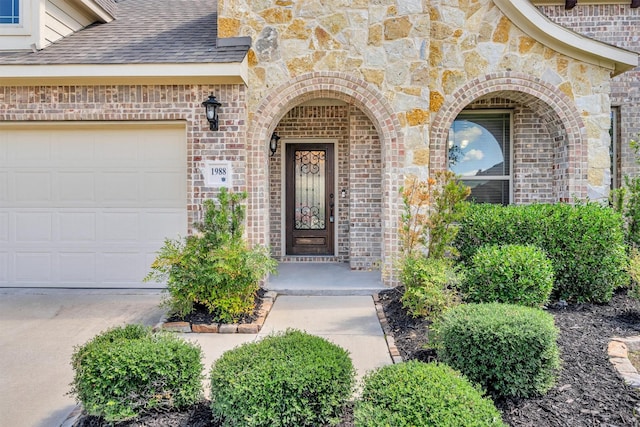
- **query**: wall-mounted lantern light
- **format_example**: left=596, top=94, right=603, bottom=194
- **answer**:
left=269, top=132, right=280, bottom=157
left=202, top=94, right=222, bottom=131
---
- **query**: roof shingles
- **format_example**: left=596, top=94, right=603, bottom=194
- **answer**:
left=0, top=0, right=248, bottom=65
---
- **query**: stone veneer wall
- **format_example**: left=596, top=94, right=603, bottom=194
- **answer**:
left=538, top=4, right=640, bottom=185
left=0, top=84, right=248, bottom=231
left=218, top=0, right=617, bottom=281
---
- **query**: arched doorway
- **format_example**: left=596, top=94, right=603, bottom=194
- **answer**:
left=246, top=72, right=403, bottom=284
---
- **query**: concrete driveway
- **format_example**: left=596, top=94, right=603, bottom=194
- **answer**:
left=0, top=289, right=165, bottom=427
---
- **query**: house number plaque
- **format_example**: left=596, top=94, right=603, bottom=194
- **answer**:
left=201, top=161, right=232, bottom=188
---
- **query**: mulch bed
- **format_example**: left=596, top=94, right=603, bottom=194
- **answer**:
left=378, top=286, right=640, bottom=427
left=74, top=288, right=640, bottom=426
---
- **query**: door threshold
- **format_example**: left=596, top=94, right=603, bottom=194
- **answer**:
left=280, top=256, right=342, bottom=263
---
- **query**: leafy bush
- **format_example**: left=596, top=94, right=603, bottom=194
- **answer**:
left=434, top=303, right=560, bottom=399
left=610, top=133, right=640, bottom=248
left=627, top=248, right=640, bottom=300
left=145, top=188, right=277, bottom=323
left=354, top=361, right=505, bottom=427
left=462, top=244, right=554, bottom=307
left=400, top=255, right=462, bottom=319
left=209, top=329, right=355, bottom=427
left=399, top=171, right=470, bottom=258
left=70, top=324, right=203, bottom=422
left=454, top=203, right=628, bottom=302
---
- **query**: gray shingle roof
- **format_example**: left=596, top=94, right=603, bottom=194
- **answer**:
left=95, top=0, right=118, bottom=19
left=0, top=0, right=249, bottom=65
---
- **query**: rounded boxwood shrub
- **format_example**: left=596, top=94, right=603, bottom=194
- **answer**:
left=70, top=324, right=204, bottom=423
left=462, top=244, right=554, bottom=307
left=354, top=361, right=505, bottom=427
left=434, top=303, right=560, bottom=399
left=209, top=329, right=355, bottom=427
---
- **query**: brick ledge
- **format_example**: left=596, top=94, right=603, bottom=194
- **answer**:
left=608, top=336, right=640, bottom=387
left=373, top=293, right=403, bottom=364
left=155, top=291, right=278, bottom=334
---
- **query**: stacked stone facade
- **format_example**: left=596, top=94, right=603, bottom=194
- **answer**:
left=216, top=0, right=624, bottom=281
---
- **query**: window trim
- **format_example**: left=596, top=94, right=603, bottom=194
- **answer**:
left=448, top=109, right=514, bottom=204
left=0, top=0, right=31, bottom=36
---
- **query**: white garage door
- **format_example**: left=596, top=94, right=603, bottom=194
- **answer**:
left=0, top=122, right=187, bottom=288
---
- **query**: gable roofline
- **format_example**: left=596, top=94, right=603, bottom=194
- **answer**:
left=78, top=0, right=117, bottom=23
left=495, top=0, right=638, bottom=76
left=0, top=58, right=249, bottom=86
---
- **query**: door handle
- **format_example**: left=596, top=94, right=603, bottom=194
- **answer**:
left=329, top=193, right=334, bottom=223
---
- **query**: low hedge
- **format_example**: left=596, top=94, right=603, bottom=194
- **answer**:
left=70, top=324, right=204, bottom=422
left=354, top=361, right=505, bottom=426
left=454, top=203, right=628, bottom=302
left=462, top=244, right=554, bottom=307
left=209, top=329, right=355, bottom=427
left=434, top=303, right=560, bottom=399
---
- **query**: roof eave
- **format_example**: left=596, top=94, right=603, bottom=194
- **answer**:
left=74, top=0, right=115, bottom=23
left=495, top=0, right=638, bottom=76
left=0, top=59, right=249, bottom=86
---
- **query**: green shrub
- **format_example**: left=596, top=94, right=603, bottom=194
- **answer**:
left=145, top=188, right=277, bottom=323
left=400, top=255, right=461, bottom=319
left=209, top=329, right=355, bottom=427
left=462, top=244, right=554, bottom=307
left=454, top=203, right=628, bottom=302
left=434, top=303, right=560, bottom=399
left=354, top=361, right=505, bottom=427
left=70, top=324, right=204, bottom=422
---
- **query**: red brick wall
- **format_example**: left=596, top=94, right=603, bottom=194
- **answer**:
left=0, top=83, right=248, bottom=231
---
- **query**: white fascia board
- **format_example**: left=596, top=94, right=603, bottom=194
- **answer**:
left=74, top=0, right=114, bottom=23
left=495, top=0, right=638, bottom=76
left=0, top=60, right=249, bottom=85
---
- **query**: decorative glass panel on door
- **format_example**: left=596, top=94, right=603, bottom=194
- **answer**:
left=294, top=150, right=326, bottom=230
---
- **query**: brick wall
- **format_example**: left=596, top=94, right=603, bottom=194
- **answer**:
left=268, top=104, right=382, bottom=268
left=348, top=105, right=382, bottom=269
left=0, top=83, right=248, bottom=231
left=538, top=4, right=640, bottom=179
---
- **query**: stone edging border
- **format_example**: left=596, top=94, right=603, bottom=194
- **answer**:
left=155, top=291, right=278, bottom=334
left=373, top=293, right=403, bottom=364
left=608, top=336, right=640, bottom=387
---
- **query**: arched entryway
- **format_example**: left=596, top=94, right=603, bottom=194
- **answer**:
left=246, top=72, right=402, bottom=284
left=431, top=72, right=588, bottom=202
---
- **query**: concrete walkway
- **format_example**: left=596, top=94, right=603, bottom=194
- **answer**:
left=0, top=290, right=392, bottom=427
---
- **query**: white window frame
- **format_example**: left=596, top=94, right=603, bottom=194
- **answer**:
left=448, top=109, right=514, bottom=205
left=0, top=0, right=32, bottom=36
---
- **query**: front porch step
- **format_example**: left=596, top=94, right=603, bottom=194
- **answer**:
left=266, top=262, right=386, bottom=296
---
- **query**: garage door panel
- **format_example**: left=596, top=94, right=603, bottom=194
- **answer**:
left=13, top=172, right=53, bottom=203
left=1, top=123, right=187, bottom=288
left=101, top=212, right=140, bottom=242
left=0, top=171, right=7, bottom=201
left=59, top=253, right=96, bottom=282
left=15, top=213, right=53, bottom=242
left=0, top=252, right=7, bottom=283
left=99, top=172, right=140, bottom=204
left=15, top=252, right=52, bottom=282
left=58, top=172, right=96, bottom=203
left=9, top=134, right=52, bottom=165
left=99, top=252, right=145, bottom=283
left=143, top=211, right=187, bottom=241
left=59, top=212, right=96, bottom=242
left=95, top=138, right=140, bottom=166
left=0, top=212, right=7, bottom=242
left=143, top=172, right=186, bottom=205
left=52, top=133, right=96, bottom=165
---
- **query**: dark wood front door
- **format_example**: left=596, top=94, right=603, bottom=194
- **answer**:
left=286, top=143, right=335, bottom=255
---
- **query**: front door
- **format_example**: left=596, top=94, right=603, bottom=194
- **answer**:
left=286, top=143, right=335, bottom=255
